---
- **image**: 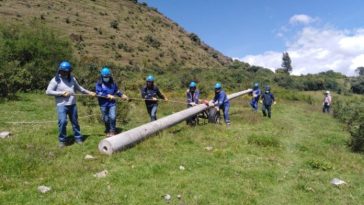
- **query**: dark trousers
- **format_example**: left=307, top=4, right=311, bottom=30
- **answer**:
left=262, top=104, right=272, bottom=118
left=186, top=104, right=198, bottom=125
left=322, top=103, right=330, bottom=113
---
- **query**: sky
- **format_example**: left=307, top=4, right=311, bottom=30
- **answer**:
left=142, top=0, right=364, bottom=76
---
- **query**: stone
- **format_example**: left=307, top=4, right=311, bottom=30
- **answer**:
left=84, top=154, right=96, bottom=160
left=38, top=185, right=51, bottom=193
left=94, top=170, right=108, bottom=178
left=0, top=131, right=11, bottom=139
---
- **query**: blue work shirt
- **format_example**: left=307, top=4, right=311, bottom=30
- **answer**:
left=96, top=80, right=122, bottom=107
left=141, top=85, right=165, bottom=106
left=213, top=90, right=229, bottom=108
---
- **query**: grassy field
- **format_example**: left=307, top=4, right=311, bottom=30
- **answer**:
left=0, top=92, right=363, bottom=204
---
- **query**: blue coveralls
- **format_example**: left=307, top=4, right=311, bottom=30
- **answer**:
left=213, top=90, right=230, bottom=124
left=96, top=79, right=123, bottom=133
left=250, top=88, right=261, bottom=111
left=141, top=85, right=165, bottom=121
left=261, top=91, right=275, bottom=118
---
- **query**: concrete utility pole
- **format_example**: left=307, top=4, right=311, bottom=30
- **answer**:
left=99, top=89, right=252, bottom=155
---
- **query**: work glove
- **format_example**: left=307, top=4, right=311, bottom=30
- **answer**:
left=273, top=101, right=277, bottom=105
left=89, top=92, right=96, bottom=97
left=121, top=95, right=129, bottom=101
left=164, top=97, right=169, bottom=101
left=259, top=100, right=263, bottom=104
left=215, top=106, right=220, bottom=111
left=107, top=94, right=115, bottom=100
left=152, top=97, right=158, bottom=101
left=208, top=102, right=215, bottom=107
left=62, top=91, right=70, bottom=97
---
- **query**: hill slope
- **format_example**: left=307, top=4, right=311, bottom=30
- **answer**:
left=0, top=0, right=232, bottom=68
left=0, top=93, right=363, bottom=204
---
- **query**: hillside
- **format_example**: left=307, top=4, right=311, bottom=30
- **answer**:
left=0, top=92, right=363, bottom=204
left=0, top=0, right=232, bottom=68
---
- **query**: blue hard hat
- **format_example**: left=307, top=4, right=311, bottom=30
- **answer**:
left=265, top=85, right=270, bottom=91
left=215, top=82, right=222, bottom=89
left=189, top=81, right=197, bottom=88
left=146, top=75, right=155, bottom=82
left=58, top=61, right=72, bottom=71
left=101, top=67, right=111, bottom=77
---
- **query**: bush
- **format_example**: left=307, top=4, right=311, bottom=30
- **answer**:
left=0, top=22, right=73, bottom=97
left=144, top=35, right=161, bottom=48
left=333, top=98, right=364, bottom=152
left=188, top=33, right=201, bottom=45
left=110, top=20, right=119, bottom=29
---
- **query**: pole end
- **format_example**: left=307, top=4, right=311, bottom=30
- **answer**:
left=98, top=139, right=113, bottom=155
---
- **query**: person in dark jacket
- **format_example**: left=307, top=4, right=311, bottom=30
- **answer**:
left=212, top=82, right=230, bottom=126
left=250, top=82, right=261, bottom=112
left=261, top=85, right=276, bottom=118
left=186, top=81, right=200, bottom=125
left=46, top=61, right=96, bottom=147
left=141, top=75, right=168, bottom=121
left=96, top=67, right=128, bottom=137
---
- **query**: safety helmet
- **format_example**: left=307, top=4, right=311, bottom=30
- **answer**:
left=254, top=83, right=259, bottom=88
left=189, top=81, right=197, bottom=88
left=215, top=82, right=222, bottom=89
left=58, top=61, right=72, bottom=71
left=101, top=67, right=111, bottom=77
left=265, top=85, right=271, bottom=91
left=325, top=90, right=330, bottom=94
left=146, top=75, right=155, bottom=82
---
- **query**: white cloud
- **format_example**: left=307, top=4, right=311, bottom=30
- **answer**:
left=289, top=14, right=316, bottom=25
left=237, top=26, right=364, bottom=76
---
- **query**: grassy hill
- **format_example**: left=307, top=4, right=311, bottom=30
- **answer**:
left=0, top=0, right=231, bottom=68
left=1, top=92, right=363, bottom=204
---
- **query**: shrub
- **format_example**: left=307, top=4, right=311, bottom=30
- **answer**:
left=188, top=33, right=201, bottom=45
left=0, top=22, right=73, bottom=97
left=333, top=98, right=364, bottom=152
left=144, top=35, right=161, bottom=48
left=110, top=20, right=119, bottom=29
left=306, top=159, right=333, bottom=171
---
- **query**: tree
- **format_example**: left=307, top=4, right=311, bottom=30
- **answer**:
left=355, top=67, right=364, bottom=76
left=281, top=52, right=293, bottom=74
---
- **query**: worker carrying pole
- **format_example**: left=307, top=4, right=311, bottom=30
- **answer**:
left=99, top=88, right=252, bottom=155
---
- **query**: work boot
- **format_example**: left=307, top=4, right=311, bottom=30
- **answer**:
left=58, top=142, right=66, bottom=148
left=76, top=140, right=84, bottom=145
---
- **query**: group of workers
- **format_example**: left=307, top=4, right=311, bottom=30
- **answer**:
left=249, top=83, right=276, bottom=118
left=46, top=61, right=244, bottom=147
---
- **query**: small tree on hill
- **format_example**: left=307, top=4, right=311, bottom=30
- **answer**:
left=281, top=52, right=292, bottom=74
left=355, top=67, right=364, bottom=76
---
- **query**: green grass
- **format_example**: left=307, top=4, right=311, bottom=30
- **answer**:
left=0, top=93, right=363, bottom=204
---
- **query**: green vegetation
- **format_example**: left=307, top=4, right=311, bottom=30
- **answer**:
left=1, top=92, right=363, bottom=204
left=333, top=96, right=364, bottom=152
left=0, top=22, right=73, bottom=97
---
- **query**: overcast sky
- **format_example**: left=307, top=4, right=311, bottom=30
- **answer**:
left=142, top=0, right=364, bottom=76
